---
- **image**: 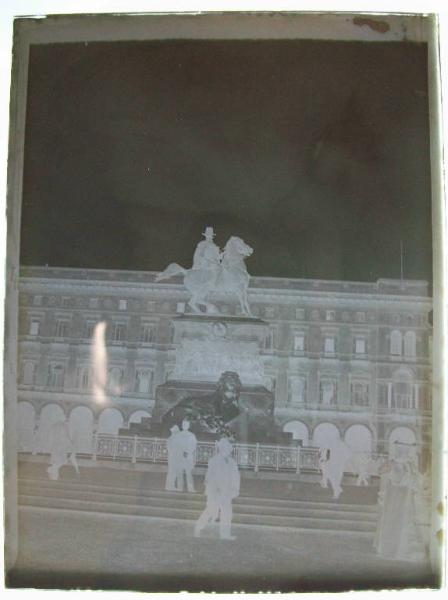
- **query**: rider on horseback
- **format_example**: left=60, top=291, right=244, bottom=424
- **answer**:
left=156, top=226, right=253, bottom=315
left=192, top=226, right=222, bottom=286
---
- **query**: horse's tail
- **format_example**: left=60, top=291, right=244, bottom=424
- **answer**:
left=155, top=263, right=187, bottom=281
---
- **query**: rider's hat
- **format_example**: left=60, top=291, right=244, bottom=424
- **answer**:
left=202, top=226, right=215, bottom=239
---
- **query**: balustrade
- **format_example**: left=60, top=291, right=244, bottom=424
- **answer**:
left=23, top=433, right=392, bottom=475
left=91, top=434, right=322, bottom=473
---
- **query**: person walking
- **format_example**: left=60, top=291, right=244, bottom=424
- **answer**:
left=194, top=437, right=240, bottom=540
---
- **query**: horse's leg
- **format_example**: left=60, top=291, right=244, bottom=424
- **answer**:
left=188, top=294, right=202, bottom=314
left=243, top=289, right=253, bottom=316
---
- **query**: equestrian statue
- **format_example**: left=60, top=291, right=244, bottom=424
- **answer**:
left=155, top=226, right=253, bottom=316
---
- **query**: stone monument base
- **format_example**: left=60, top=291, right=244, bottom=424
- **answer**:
left=124, top=378, right=292, bottom=445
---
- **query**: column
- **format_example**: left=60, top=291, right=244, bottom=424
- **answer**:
left=387, top=382, right=392, bottom=409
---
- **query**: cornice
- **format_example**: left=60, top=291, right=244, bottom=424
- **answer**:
left=19, top=276, right=433, bottom=311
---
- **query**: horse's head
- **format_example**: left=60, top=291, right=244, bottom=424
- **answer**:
left=224, top=236, right=253, bottom=258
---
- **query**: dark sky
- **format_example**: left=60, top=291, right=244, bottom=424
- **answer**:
left=20, top=39, right=432, bottom=282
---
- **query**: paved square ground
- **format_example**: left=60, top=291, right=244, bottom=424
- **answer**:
left=8, top=506, right=435, bottom=593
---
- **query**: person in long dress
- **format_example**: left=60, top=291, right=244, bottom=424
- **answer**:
left=47, top=419, right=79, bottom=480
left=176, top=419, right=197, bottom=493
left=374, top=456, right=426, bottom=561
left=165, top=425, right=182, bottom=491
left=194, top=437, right=240, bottom=540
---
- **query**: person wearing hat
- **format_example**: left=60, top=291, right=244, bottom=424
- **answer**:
left=192, top=226, right=222, bottom=285
left=165, top=424, right=182, bottom=491
left=194, top=437, right=240, bottom=540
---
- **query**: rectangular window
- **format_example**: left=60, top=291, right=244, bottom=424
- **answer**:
left=62, top=297, right=71, bottom=308
left=295, top=308, right=305, bottom=320
left=147, top=301, right=156, bottom=312
left=356, top=312, right=366, bottom=323
left=135, top=369, right=153, bottom=393
left=320, top=381, right=337, bottom=405
left=29, top=320, right=40, bottom=336
left=79, top=367, right=91, bottom=390
left=33, top=295, right=43, bottom=306
left=48, top=365, right=65, bottom=388
left=293, top=334, right=305, bottom=352
left=140, top=323, right=153, bottom=343
left=89, top=297, right=99, bottom=309
left=324, top=336, right=335, bottom=353
left=352, top=382, right=369, bottom=406
left=119, top=299, right=127, bottom=310
left=289, top=377, right=306, bottom=404
left=84, top=321, right=96, bottom=339
left=326, top=310, right=335, bottom=321
left=355, top=338, right=366, bottom=354
left=113, top=323, right=126, bottom=341
left=22, top=362, right=35, bottom=385
left=55, top=320, right=69, bottom=338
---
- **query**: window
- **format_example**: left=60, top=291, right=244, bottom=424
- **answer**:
left=392, top=382, right=413, bottom=409
left=89, top=297, right=99, bottom=309
left=134, top=369, right=153, bottom=394
left=404, top=331, right=416, bottom=357
left=326, top=310, right=335, bottom=321
left=55, top=320, right=69, bottom=338
left=351, top=381, right=369, bottom=406
left=176, top=302, right=186, bottom=314
left=293, top=334, right=305, bottom=352
left=320, top=381, right=337, bottom=405
left=140, top=323, right=153, bottom=343
left=113, top=323, right=126, bottom=342
left=390, top=330, right=402, bottom=355
left=79, top=367, right=92, bottom=390
left=311, top=309, right=320, bottom=321
left=119, top=299, right=127, bottom=310
left=295, top=308, right=305, bottom=320
left=355, top=312, right=366, bottom=323
left=288, top=377, right=306, bottom=404
left=147, top=301, right=156, bottom=312
left=29, top=320, right=40, bottom=336
left=354, top=337, right=366, bottom=355
left=324, top=336, right=335, bottom=354
left=48, top=364, right=64, bottom=388
left=84, top=321, right=96, bottom=339
left=108, top=367, right=123, bottom=393
left=419, top=387, right=432, bottom=412
left=33, top=295, right=42, bottom=306
left=22, top=362, right=35, bottom=385
left=62, top=297, right=71, bottom=308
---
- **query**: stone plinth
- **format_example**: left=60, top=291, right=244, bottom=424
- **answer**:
left=170, top=314, right=269, bottom=386
left=129, top=378, right=290, bottom=444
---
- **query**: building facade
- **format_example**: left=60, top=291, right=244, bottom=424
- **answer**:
left=17, top=266, right=432, bottom=465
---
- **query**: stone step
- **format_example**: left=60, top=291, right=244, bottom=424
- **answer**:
left=19, top=482, right=377, bottom=522
left=19, top=494, right=376, bottom=534
left=19, top=477, right=377, bottom=514
left=19, top=457, right=378, bottom=507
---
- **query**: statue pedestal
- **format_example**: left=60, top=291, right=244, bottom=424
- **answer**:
left=124, top=313, right=291, bottom=444
left=170, top=314, right=270, bottom=387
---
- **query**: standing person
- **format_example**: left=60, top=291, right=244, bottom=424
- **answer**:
left=319, top=447, right=331, bottom=489
left=194, top=437, right=240, bottom=540
left=165, top=425, right=182, bottom=491
left=176, top=419, right=197, bottom=493
left=374, top=456, right=426, bottom=561
left=323, top=439, right=351, bottom=499
left=47, top=419, right=79, bottom=481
